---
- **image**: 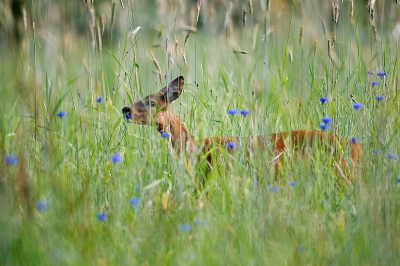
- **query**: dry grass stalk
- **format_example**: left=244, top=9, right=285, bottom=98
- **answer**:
left=97, top=20, right=102, bottom=51
left=180, top=25, right=197, bottom=33
left=332, top=2, right=340, bottom=24
left=328, top=39, right=341, bottom=67
left=248, top=0, right=253, bottom=14
left=174, top=39, right=179, bottom=57
left=224, top=2, right=233, bottom=38
left=328, top=39, right=333, bottom=62
left=181, top=48, right=187, bottom=66
left=22, top=7, right=27, bottom=31
left=184, top=0, right=201, bottom=45
left=168, top=48, right=175, bottom=68
left=184, top=32, right=192, bottom=45
left=368, top=1, right=377, bottom=41
left=195, top=0, right=201, bottom=26
left=299, top=24, right=304, bottom=45
left=128, top=26, right=141, bottom=40
left=350, top=0, right=354, bottom=18
left=111, top=2, right=116, bottom=28
left=314, top=39, right=318, bottom=56
left=233, top=50, right=249, bottom=54
left=370, top=18, right=377, bottom=41
left=242, top=8, right=247, bottom=27
left=88, top=5, right=96, bottom=48
left=151, top=52, right=162, bottom=83
left=101, top=14, right=105, bottom=34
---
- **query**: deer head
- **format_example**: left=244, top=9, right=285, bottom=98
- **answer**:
left=122, top=76, right=185, bottom=125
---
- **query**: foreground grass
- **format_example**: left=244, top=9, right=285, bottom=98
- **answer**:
left=1, top=1, right=400, bottom=265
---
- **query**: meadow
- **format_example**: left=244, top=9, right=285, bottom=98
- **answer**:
left=1, top=0, right=400, bottom=265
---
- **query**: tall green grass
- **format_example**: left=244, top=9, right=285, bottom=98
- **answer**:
left=1, top=1, right=399, bottom=265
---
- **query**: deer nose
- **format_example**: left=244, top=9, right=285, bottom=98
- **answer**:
left=122, top=106, right=132, bottom=119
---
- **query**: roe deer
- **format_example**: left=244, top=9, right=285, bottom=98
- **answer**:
left=122, top=76, right=362, bottom=182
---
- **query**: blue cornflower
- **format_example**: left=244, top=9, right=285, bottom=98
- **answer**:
left=367, top=70, right=375, bottom=75
left=96, top=96, right=104, bottom=103
left=371, top=80, right=378, bottom=86
left=110, top=153, right=122, bottom=163
left=319, top=123, right=329, bottom=131
left=396, top=177, right=400, bottom=183
left=377, top=71, right=386, bottom=78
left=321, top=117, right=332, bottom=124
left=227, top=109, right=238, bottom=115
left=5, top=154, right=18, bottom=165
left=387, top=152, right=397, bottom=161
left=194, top=218, right=208, bottom=225
left=97, top=213, right=107, bottom=221
left=129, top=197, right=140, bottom=211
left=268, top=185, right=278, bottom=193
left=297, top=245, right=305, bottom=252
left=320, top=97, right=328, bottom=104
left=56, top=111, right=66, bottom=118
left=353, top=103, right=363, bottom=110
left=36, top=200, right=49, bottom=211
left=240, top=109, right=250, bottom=116
left=227, top=142, right=237, bottom=149
left=351, top=137, right=357, bottom=144
left=375, top=95, right=384, bottom=101
left=179, top=224, right=191, bottom=232
left=372, top=149, right=381, bottom=155
left=160, top=131, right=170, bottom=139
left=289, top=181, right=296, bottom=187
left=124, top=112, right=132, bottom=119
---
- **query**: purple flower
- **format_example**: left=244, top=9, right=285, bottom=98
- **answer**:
left=268, top=185, right=278, bottom=193
left=129, top=197, right=140, bottom=211
left=36, top=200, right=49, bottom=211
left=227, top=109, right=238, bottom=115
left=351, top=137, right=357, bottom=144
left=56, top=111, right=66, bottom=118
left=179, top=224, right=191, bottom=232
left=367, top=70, right=375, bottom=75
left=387, top=152, right=397, bottom=161
left=377, top=71, right=386, bottom=78
left=375, top=95, right=384, bottom=101
left=110, top=153, right=122, bottom=163
left=97, top=212, right=107, bottom=221
left=371, top=80, right=378, bottom=86
left=160, top=131, right=170, bottom=139
left=353, top=103, right=363, bottom=110
left=227, top=142, right=237, bottom=149
left=5, top=154, right=18, bottom=165
left=321, top=117, right=332, bottom=124
left=240, top=109, right=250, bottom=116
left=320, top=97, right=328, bottom=104
left=289, top=181, right=296, bottom=187
left=396, top=177, right=400, bottom=183
left=124, top=112, right=132, bottom=119
left=96, top=96, right=104, bottom=103
left=319, top=123, right=329, bottom=131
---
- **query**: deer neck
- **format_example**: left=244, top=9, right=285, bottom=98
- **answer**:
left=156, top=110, right=194, bottom=154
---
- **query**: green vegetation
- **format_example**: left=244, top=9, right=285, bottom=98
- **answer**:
left=1, top=1, right=399, bottom=265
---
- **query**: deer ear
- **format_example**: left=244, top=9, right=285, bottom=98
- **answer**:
left=159, top=76, right=184, bottom=104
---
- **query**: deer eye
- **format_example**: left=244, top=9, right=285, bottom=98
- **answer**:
left=146, top=101, right=156, bottom=107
